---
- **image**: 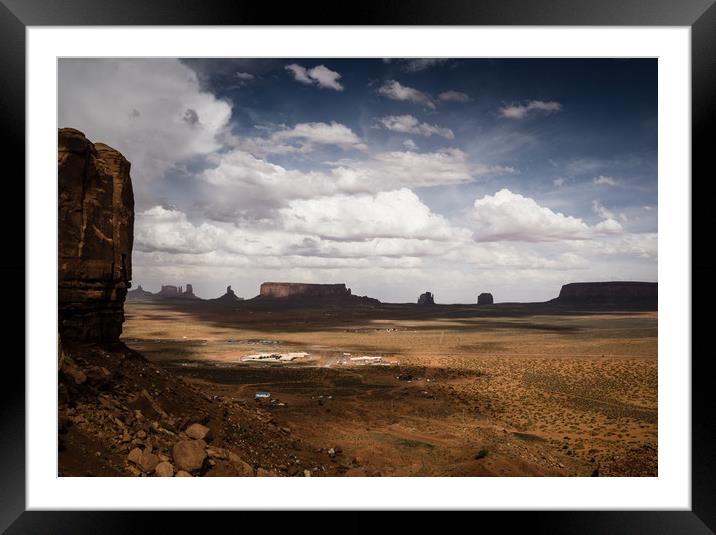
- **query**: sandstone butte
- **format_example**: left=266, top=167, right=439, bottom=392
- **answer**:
left=259, top=282, right=351, bottom=298
left=58, top=128, right=134, bottom=343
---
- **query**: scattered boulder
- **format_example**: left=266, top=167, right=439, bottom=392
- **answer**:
left=127, top=447, right=143, bottom=466
left=61, top=358, right=87, bottom=385
left=155, top=461, right=174, bottom=477
left=127, top=447, right=159, bottom=472
left=256, top=468, right=277, bottom=477
left=477, top=293, right=494, bottom=305
left=139, top=450, right=160, bottom=472
left=58, top=128, right=134, bottom=343
left=85, top=366, right=112, bottom=387
left=227, top=452, right=255, bottom=476
left=185, top=423, right=211, bottom=441
left=172, top=439, right=207, bottom=472
left=175, top=470, right=192, bottom=477
left=417, top=292, right=435, bottom=305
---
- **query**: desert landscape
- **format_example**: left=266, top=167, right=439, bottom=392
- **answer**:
left=116, top=285, right=657, bottom=477
left=57, top=58, right=658, bottom=478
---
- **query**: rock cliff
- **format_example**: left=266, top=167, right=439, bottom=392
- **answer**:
left=58, top=128, right=134, bottom=342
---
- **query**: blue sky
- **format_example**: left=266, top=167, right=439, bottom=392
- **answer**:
left=58, top=58, right=657, bottom=303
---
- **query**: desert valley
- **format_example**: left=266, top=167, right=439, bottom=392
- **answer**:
left=117, top=281, right=657, bottom=477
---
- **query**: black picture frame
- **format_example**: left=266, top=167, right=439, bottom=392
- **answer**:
left=2, top=0, right=712, bottom=532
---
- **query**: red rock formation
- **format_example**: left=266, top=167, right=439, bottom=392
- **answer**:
left=58, top=128, right=134, bottom=342
left=259, top=282, right=351, bottom=299
left=553, top=281, right=657, bottom=306
left=477, top=293, right=494, bottom=305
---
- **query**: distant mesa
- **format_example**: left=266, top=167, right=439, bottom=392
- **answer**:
left=260, top=282, right=350, bottom=299
left=551, top=281, right=657, bottom=308
left=157, top=284, right=199, bottom=299
left=417, top=291, right=435, bottom=305
left=477, top=292, right=494, bottom=305
left=212, top=285, right=245, bottom=303
left=254, top=282, right=379, bottom=305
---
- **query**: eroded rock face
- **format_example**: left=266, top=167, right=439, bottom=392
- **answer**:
left=417, top=292, right=435, bottom=305
left=477, top=293, right=494, bottom=305
left=554, top=282, right=657, bottom=306
left=58, top=128, right=134, bottom=343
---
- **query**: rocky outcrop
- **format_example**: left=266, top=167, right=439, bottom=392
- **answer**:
left=417, top=292, right=435, bottom=305
left=477, top=293, right=494, bottom=305
left=58, top=128, right=134, bottom=342
left=212, top=285, right=244, bottom=303
left=552, top=282, right=657, bottom=307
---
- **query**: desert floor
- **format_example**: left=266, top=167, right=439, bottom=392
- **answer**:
left=122, top=300, right=657, bottom=476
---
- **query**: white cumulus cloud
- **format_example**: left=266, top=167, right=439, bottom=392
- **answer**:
left=285, top=63, right=344, bottom=91
left=196, top=147, right=494, bottom=220
left=499, top=100, right=562, bottom=119
left=377, top=80, right=435, bottom=109
left=58, top=58, right=232, bottom=195
left=470, top=189, right=621, bottom=242
left=227, top=121, right=367, bottom=156
left=377, top=115, right=454, bottom=139
left=279, top=189, right=458, bottom=241
left=593, top=175, right=619, bottom=186
left=438, top=90, right=471, bottom=103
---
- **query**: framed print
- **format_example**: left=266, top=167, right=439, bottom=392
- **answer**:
left=2, top=0, right=713, bottom=531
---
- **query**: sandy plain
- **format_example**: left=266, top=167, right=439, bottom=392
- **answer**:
left=122, top=299, right=657, bottom=476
